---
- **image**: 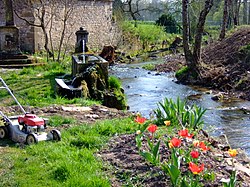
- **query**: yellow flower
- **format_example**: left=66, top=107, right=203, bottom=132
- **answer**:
left=168, top=142, right=174, bottom=148
left=164, top=120, right=171, bottom=126
left=228, top=149, right=238, bottom=157
left=193, top=140, right=200, bottom=147
left=136, top=130, right=141, bottom=135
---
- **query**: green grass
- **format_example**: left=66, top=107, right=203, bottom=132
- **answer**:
left=0, top=62, right=100, bottom=108
left=47, top=115, right=77, bottom=127
left=0, top=117, right=136, bottom=187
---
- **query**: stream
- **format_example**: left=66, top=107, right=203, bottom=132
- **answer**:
left=110, top=60, right=250, bottom=157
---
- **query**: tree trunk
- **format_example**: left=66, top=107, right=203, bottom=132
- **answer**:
left=193, top=0, right=213, bottom=64
left=182, top=0, right=193, bottom=64
left=40, top=6, right=53, bottom=60
left=243, top=0, right=248, bottom=24
left=228, top=0, right=233, bottom=28
left=248, top=1, right=250, bottom=24
left=234, top=0, right=241, bottom=25
left=219, top=0, right=229, bottom=40
left=182, top=0, right=213, bottom=74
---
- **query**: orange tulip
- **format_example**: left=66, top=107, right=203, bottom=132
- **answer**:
left=135, top=116, right=146, bottom=124
left=228, top=149, right=238, bottom=157
left=189, top=162, right=204, bottom=174
left=199, top=141, right=210, bottom=152
left=147, top=124, right=157, bottom=134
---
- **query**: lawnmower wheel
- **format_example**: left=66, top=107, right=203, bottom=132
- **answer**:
left=51, top=129, right=61, bottom=141
left=26, top=133, right=38, bottom=145
left=0, top=126, right=8, bottom=139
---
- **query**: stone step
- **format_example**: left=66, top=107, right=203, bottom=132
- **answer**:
left=0, top=58, right=32, bottom=65
left=0, top=63, right=45, bottom=69
left=0, top=54, right=29, bottom=60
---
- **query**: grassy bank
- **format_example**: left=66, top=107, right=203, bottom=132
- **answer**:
left=0, top=118, right=136, bottom=187
left=0, top=62, right=100, bottom=108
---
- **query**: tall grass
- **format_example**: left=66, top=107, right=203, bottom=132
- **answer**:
left=0, top=117, right=136, bottom=187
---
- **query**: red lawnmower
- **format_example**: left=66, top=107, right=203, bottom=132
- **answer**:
left=0, top=77, right=61, bottom=145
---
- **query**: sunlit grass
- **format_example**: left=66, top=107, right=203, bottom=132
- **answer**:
left=0, top=62, right=100, bottom=107
left=0, top=117, right=135, bottom=187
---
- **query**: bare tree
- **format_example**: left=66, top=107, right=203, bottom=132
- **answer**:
left=219, top=0, right=229, bottom=40
left=234, top=0, right=241, bottom=25
left=55, top=0, right=76, bottom=62
left=248, top=1, right=250, bottom=24
left=14, top=0, right=53, bottom=60
left=13, top=0, right=77, bottom=62
left=121, top=0, right=150, bottom=27
left=243, top=0, right=248, bottom=24
left=182, top=0, right=213, bottom=75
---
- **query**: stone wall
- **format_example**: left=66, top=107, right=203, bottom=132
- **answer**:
left=0, top=0, right=120, bottom=53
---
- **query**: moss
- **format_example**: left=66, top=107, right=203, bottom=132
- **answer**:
left=142, top=64, right=155, bottom=71
left=175, top=66, right=189, bottom=80
left=108, top=76, right=121, bottom=89
left=103, top=88, right=127, bottom=110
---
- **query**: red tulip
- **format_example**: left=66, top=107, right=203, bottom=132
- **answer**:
left=135, top=116, right=146, bottom=124
left=190, top=150, right=199, bottom=159
left=178, top=129, right=194, bottom=139
left=147, top=124, right=157, bottom=134
left=189, top=162, right=204, bottom=174
left=169, top=137, right=181, bottom=148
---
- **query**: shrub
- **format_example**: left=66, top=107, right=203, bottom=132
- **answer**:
left=156, top=14, right=180, bottom=34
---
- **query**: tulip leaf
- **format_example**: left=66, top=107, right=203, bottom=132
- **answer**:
left=153, top=140, right=160, bottom=158
left=135, top=135, right=142, bottom=148
left=162, top=163, right=181, bottom=186
left=139, top=151, right=153, bottom=164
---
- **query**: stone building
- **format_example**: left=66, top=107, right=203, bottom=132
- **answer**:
left=0, top=0, right=118, bottom=53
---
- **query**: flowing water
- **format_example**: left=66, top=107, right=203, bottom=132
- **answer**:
left=110, top=61, right=250, bottom=156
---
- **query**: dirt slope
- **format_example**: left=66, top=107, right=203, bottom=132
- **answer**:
left=200, top=27, right=250, bottom=100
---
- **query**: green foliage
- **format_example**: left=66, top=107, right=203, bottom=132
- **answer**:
left=156, top=14, right=180, bottom=34
left=108, top=76, right=121, bottom=89
left=120, top=21, right=179, bottom=54
left=175, top=66, right=189, bottom=80
left=239, top=44, right=250, bottom=56
left=142, top=64, right=155, bottom=71
left=223, top=170, right=237, bottom=187
left=139, top=139, right=160, bottom=166
left=154, top=97, right=206, bottom=129
left=162, top=163, right=181, bottom=186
